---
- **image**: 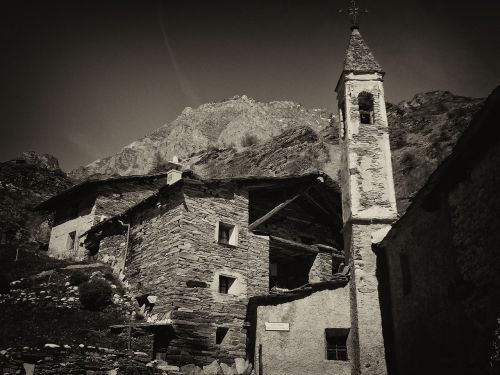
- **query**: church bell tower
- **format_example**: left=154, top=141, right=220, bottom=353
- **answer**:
left=336, top=11, right=397, bottom=375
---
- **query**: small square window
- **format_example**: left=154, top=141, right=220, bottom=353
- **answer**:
left=325, top=328, right=349, bottom=361
left=216, top=222, right=238, bottom=246
left=219, top=275, right=236, bottom=294
left=215, top=327, right=229, bottom=345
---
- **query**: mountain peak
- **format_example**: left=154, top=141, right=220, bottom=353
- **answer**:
left=8, top=152, right=61, bottom=171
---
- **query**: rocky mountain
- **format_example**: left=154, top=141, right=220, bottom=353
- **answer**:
left=0, top=152, right=74, bottom=245
left=388, top=91, right=483, bottom=211
left=70, top=95, right=333, bottom=179
left=70, top=91, right=484, bottom=214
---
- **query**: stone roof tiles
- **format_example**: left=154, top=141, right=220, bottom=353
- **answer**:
left=343, top=29, right=383, bottom=74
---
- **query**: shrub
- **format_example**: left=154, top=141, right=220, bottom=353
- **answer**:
left=391, top=131, right=407, bottom=149
left=69, top=270, right=90, bottom=286
left=400, top=151, right=417, bottom=175
left=103, top=271, right=115, bottom=282
left=79, top=278, right=113, bottom=311
left=103, top=270, right=126, bottom=295
left=240, top=133, right=258, bottom=147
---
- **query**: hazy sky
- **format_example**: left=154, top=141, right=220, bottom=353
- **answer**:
left=1, top=0, right=499, bottom=170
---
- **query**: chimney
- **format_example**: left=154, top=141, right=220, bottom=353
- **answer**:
left=166, top=169, right=182, bottom=185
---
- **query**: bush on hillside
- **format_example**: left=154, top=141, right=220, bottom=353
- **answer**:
left=240, top=133, right=258, bottom=147
left=103, top=270, right=126, bottom=295
left=69, top=270, right=90, bottom=286
left=79, top=278, right=113, bottom=311
left=400, top=151, right=417, bottom=175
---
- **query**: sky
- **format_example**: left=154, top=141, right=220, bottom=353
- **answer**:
left=1, top=0, right=499, bottom=171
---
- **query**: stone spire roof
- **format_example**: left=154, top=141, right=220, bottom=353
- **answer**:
left=343, top=28, right=383, bottom=74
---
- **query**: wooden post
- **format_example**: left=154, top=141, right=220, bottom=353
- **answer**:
left=127, top=321, right=132, bottom=350
left=258, top=344, right=263, bottom=375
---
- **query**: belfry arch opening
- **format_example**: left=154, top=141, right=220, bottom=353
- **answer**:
left=358, top=92, right=374, bottom=125
left=339, top=101, right=347, bottom=139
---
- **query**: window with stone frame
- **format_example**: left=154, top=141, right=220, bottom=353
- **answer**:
left=215, top=221, right=238, bottom=246
left=358, top=92, right=374, bottom=125
left=325, top=328, right=349, bottom=361
left=219, top=275, right=236, bottom=294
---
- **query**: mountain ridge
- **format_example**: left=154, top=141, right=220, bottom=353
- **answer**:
left=69, top=91, right=484, bottom=213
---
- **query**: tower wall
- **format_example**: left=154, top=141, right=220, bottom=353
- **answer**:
left=338, top=71, right=397, bottom=375
left=345, top=223, right=390, bottom=375
left=339, top=73, right=397, bottom=223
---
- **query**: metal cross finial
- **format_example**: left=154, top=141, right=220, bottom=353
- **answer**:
left=339, top=0, right=368, bottom=30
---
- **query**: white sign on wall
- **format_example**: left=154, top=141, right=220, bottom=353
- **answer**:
left=265, top=322, right=290, bottom=331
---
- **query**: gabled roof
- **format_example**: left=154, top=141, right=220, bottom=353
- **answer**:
left=343, top=29, right=383, bottom=74
left=82, top=172, right=341, bottom=242
left=34, top=172, right=174, bottom=212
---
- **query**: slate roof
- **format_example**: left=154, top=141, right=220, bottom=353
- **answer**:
left=34, top=167, right=182, bottom=212
left=343, top=29, right=383, bottom=74
left=82, top=172, right=342, bottom=242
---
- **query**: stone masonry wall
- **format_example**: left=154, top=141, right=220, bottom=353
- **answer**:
left=0, top=345, right=180, bottom=375
left=448, top=139, right=500, bottom=339
left=48, top=201, right=96, bottom=259
left=382, top=138, right=500, bottom=375
left=340, top=75, right=397, bottom=223
left=166, top=182, right=269, bottom=367
left=125, top=185, right=185, bottom=314
left=346, top=223, right=389, bottom=375
left=308, top=252, right=334, bottom=282
left=255, top=287, right=351, bottom=375
left=99, top=234, right=128, bottom=276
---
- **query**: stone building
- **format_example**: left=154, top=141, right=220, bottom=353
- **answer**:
left=35, top=168, right=181, bottom=259
left=248, top=276, right=350, bottom=375
left=83, top=172, right=345, bottom=368
left=375, top=87, right=500, bottom=375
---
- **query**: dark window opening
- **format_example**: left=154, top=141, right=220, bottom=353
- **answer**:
left=217, top=222, right=237, bottom=246
left=325, top=328, right=349, bottom=361
left=67, top=231, right=76, bottom=252
left=358, top=92, right=374, bottom=125
left=153, top=326, right=174, bottom=361
left=219, top=275, right=236, bottom=294
left=215, top=327, right=229, bottom=345
left=340, top=102, right=347, bottom=139
left=400, top=253, right=411, bottom=296
left=269, top=253, right=315, bottom=290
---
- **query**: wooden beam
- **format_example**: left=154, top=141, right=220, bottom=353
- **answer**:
left=269, top=235, right=319, bottom=254
left=248, top=184, right=315, bottom=231
left=303, top=192, right=332, bottom=217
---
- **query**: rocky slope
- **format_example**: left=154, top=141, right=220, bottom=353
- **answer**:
left=70, top=95, right=333, bottom=179
left=0, top=152, right=74, bottom=245
left=70, top=91, right=484, bottom=214
left=388, top=91, right=483, bottom=211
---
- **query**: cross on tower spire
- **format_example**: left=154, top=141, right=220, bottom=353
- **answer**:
left=339, top=0, right=368, bottom=30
